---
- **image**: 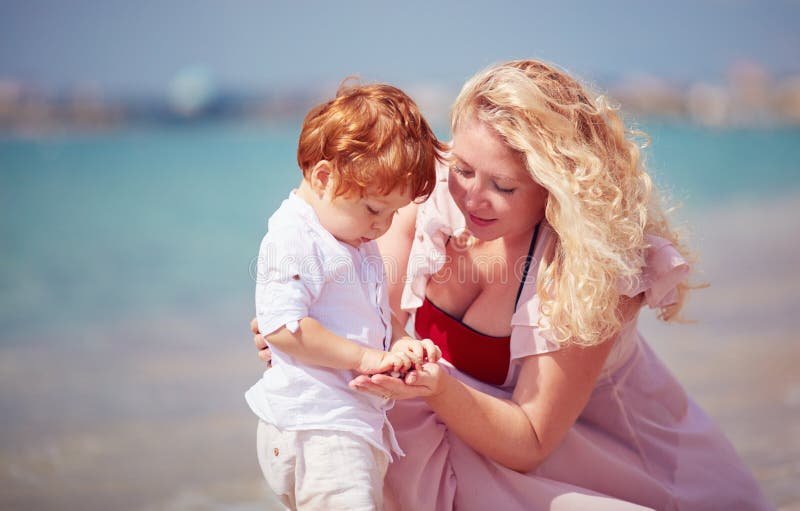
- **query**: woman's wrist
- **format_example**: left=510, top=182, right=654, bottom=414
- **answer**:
left=422, top=365, right=454, bottom=404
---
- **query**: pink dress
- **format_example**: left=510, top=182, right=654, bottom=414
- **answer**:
left=385, top=171, right=773, bottom=510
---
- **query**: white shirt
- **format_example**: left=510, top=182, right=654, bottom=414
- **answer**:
left=245, top=192, right=403, bottom=458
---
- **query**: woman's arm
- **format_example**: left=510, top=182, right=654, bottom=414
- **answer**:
left=428, top=294, right=642, bottom=472
left=376, top=201, right=419, bottom=326
left=352, top=343, right=613, bottom=472
left=426, top=337, right=614, bottom=472
left=353, top=294, right=643, bottom=472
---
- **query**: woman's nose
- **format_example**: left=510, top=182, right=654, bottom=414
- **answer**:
left=464, top=182, right=487, bottom=208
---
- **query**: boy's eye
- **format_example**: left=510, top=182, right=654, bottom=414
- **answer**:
left=451, top=164, right=472, bottom=177
left=366, top=205, right=380, bottom=215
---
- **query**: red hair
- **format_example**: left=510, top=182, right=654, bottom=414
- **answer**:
left=297, top=80, right=445, bottom=200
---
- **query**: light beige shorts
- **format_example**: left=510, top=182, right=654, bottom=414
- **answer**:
left=256, top=420, right=390, bottom=510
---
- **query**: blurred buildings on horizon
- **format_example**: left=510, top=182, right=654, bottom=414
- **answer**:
left=2, top=59, right=800, bottom=136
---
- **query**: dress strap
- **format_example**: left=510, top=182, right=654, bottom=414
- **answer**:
left=514, top=222, right=541, bottom=312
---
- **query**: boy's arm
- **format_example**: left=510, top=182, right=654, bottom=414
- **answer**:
left=265, top=317, right=412, bottom=374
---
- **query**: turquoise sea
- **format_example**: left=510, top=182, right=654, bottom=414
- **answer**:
left=1, top=122, right=305, bottom=340
left=1, top=121, right=799, bottom=343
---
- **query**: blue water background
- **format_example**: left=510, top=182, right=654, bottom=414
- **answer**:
left=1, top=121, right=799, bottom=340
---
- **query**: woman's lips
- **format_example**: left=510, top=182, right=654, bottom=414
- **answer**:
left=468, top=213, right=497, bottom=227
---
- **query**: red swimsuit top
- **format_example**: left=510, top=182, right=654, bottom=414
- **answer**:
left=413, top=223, right=540, bottom=386
left=415, top=297, right=511, bottom=385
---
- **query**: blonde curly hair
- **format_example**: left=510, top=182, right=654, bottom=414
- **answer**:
left=451, top=59, right=693, bottom=346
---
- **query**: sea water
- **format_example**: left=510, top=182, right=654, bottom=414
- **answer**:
left=1, top=120, right=799, bottom=342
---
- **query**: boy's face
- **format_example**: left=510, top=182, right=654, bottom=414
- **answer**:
left=318, top=185, right=413, bottom=248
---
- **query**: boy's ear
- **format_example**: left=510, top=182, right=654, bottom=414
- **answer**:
left=309, top=161, right=333, bottom=197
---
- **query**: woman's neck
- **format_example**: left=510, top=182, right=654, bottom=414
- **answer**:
left=498, top=212, right=544, bottom=255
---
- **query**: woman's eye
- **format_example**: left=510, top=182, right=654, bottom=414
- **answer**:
left=494, top=182, right=516, bottom=194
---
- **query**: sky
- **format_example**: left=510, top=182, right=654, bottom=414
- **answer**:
left=1, top=0, right=799, bottom=96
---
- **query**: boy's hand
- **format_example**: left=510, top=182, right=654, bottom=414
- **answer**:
left=357, top=348, right=413, bottom=375
left=251, top=317, right=272, bottom=367
left=390, top=336, right=442, bottom=368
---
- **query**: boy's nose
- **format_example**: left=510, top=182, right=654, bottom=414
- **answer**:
left=373, top=215, right=393, bottom=233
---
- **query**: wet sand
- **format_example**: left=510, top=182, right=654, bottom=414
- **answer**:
left=1, top=193, right=798, bottom=510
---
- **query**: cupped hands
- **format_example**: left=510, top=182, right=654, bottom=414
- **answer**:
left=349, top=361, right=448, bottom=401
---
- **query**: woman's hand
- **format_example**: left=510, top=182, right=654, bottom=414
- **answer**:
left=349, top=362, right=449, bottom=400
left=251, top=317, right=272, bottom=366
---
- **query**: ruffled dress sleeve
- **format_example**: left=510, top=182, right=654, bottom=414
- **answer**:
left=508, top=223, right=561, bottom=361
left=508, top=233, right=691, bottom=366
left=618, top=234, right=690, bottom=308
left=401, top=161, right=466, bottom=312
left=605, top=234, right=691, bottom=372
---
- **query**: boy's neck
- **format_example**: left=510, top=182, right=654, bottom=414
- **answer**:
left=295, top=179, right=319, bottom=211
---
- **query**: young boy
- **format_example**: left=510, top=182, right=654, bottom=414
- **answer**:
left=245, top=82, right=445, bottom=510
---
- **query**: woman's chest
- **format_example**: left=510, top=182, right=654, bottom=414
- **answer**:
left=425, top=241, right=523, bottom=337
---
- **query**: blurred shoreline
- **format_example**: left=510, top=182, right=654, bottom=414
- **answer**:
left=2, top=60, right=800, bottom=138
left=1, top=191, right=798, bottom=510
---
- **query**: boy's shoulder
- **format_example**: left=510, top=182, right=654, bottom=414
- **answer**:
left=266, top=194, right=313, bottom=233
left=260, top=193, right=340, bottom=259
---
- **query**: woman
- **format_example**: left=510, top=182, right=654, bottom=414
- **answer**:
left=253, top=60, right=772, bottom=510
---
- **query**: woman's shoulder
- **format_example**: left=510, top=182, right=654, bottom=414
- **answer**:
left=618, top=234, right=691, bottom=309
left=415, top=160, right=464, bottom=232
left=507, top=222, right=562, bottom=360
left=507, top=225, right=692, bottom=362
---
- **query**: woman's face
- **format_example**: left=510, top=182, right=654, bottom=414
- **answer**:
left=449, top=117, right=547, bottom=243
